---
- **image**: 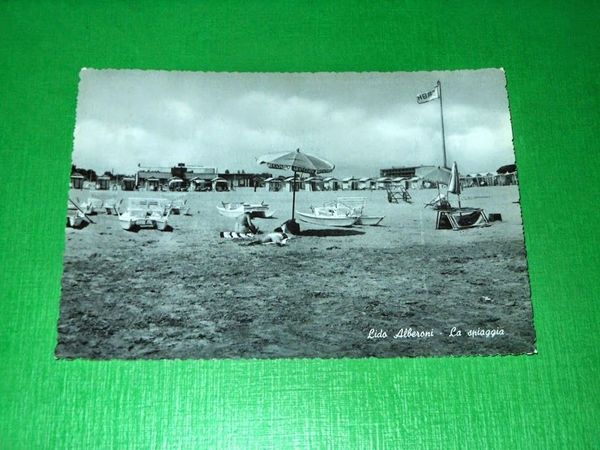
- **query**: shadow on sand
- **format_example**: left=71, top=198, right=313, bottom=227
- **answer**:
left=298, top=228, right=365, bottom=237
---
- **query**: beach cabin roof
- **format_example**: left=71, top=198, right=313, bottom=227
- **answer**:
left=211, top=177, right=227, bottom=182
left=304, top=176, right=323, bottom=181
left=409, top=176, right=421, bottom=182
left=71, top=172, right=84, bottom=179
left=377, top=177, right=391, bottom=182
left=122, top=176, right=135, bottom=181
left=359, top=177, right=372, bottom=182
left=469, top=173, right=479, bottom=178
left=323, top=177, right=338, bottom=182
left=392, top=177, right=406, bottom=182
left=342, top=176, right=356, bottom=181
left=264, top=177, right=277, bottom=182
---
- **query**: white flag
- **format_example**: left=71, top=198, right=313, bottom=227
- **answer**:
left=417, top=85, right=440, bottom=104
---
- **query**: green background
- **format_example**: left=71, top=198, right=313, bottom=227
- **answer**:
left=1, top=1, right=598, bottom=448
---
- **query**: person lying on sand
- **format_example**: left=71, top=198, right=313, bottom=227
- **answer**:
left=244, top=223, right=290, bottom=246
left=235, top=212, right=258, bottom=234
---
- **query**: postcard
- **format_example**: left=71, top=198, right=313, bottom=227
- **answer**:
left=57, top=69, right=535, bottom=359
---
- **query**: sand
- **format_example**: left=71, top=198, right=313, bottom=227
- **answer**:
left=57, top=185, right=535, bottom=359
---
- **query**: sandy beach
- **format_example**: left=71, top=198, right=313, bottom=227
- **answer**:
left=57, top=185, right=535, bottom=359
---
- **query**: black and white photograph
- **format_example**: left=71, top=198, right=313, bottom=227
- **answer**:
left=57, top=69, right=535, bottom=359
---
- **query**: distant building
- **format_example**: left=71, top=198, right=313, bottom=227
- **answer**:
left=284, top=176, right=304, bottom=192
left=376, top=177, right=392, bottom=190
left=70, top=172, right=85, bottom=189
left=264, top=176, right=284, bottom=192
left=96, top=175, right=111, bottom=190
left=341, top=177, right=359, bottom=190
left=219, top=172, right=271, bottom=189
left=121, top=177, right=136, bottom=191
left=380, top=165, right=438, bottom=179
left=137, top=163, right=218, bottom=191
left=323, top=177, right=341, bottom=191
left=304, top=176, right=324, bottom=191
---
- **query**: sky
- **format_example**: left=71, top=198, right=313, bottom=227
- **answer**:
left=72, top=68, right=516, bottom=177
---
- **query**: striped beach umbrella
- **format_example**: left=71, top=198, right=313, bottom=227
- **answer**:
left=257, top=148, right=335, bottom=220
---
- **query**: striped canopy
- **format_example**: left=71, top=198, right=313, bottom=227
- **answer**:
left=256, top=148, right=335, bottom=175
left=421, top=166, right=451, bottom=185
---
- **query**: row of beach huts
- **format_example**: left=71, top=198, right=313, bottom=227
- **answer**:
left=71, top=172, right=518, bottom=192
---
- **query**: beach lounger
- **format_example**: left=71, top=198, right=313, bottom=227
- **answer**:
left=219, top=231, right=256, bottom=240
left=386, top=187, right=412, bottom=204
left=435, top=208, right=490, bottom=230
left=425, top=194, right=452, bottom=210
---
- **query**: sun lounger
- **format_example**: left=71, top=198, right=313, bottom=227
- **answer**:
left=425, top=194, right=452, bottom=210
left=386, top=187, right=412, bottom=203
left=435, top=208, right=490, bottom=230
left=219, top=231, right=256, bottom=239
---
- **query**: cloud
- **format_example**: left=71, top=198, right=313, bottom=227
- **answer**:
left=72, top=69, right=516, bottom=176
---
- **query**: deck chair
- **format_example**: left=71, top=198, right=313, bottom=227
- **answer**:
left=386, top=187, right=412, bottom=204
left=425, top=193, right=452, bottom=210
left=435, top=208, right=490, bottom=230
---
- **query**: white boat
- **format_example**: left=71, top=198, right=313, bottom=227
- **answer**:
left=169, top=198, right=190, bottom=215
left=335, top=197, right=384, bottom=226
left=67, top=210, right=87, bottom=228
left=78, top=196, right=104, bottom=215
left=217, top=202, right=275, bottom=218
left=67, top=199, right=92, bottom=228
left=117, top=198, right=170, bottom=231
left=296, top=207, right=359, bottom=227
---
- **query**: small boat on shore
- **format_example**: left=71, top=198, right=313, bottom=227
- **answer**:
left=296, top=207, right=359, bottom=227
left=169, top=198, right=190, bottom=215
left=117, top=198, right=170, bottom=231
left=67, top=199, right=94, bottom=228
left=78, top=196, right=104, bottom=215
left=336, top=197, right=384, bottom=226
left=217, top=202, right=275, bottom=218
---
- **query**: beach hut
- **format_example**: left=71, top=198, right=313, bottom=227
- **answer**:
left=304, top=176, right=324, bottom=191
left=357, top=177, right=373, bottom=190
left=189, top=177, right=211, bottom=191
left=408, top=176, right=422, bottom=189
left=168, top=177, right=184, bottom=191
left=144, top=177, right=160, bottom=191
left=342, top=176, right=359, bottom=190
left=391, top=177, right=407, bottom=190
left=264, top=176, right=283, bottom=192
left=376, top=177, right=392, bottom=190
left=96, top=175, right=111, bottom=190
left=211, top=177, right=230, bottom=192
left=283, top=176, right=304, bottom=192
left=70, top=173, right=84, bottom=189
left=323, top=177, right=341, bottom=191
left=121, top=177, right=136, bottom=191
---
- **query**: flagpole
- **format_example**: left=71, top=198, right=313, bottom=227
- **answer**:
left=291, top=170, right=297, bottom=220
left=438, top=80, right=448, bottom=169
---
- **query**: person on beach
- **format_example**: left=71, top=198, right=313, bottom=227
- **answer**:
left=235, top=212, right=258, bottom=234
left=245, top=222, right=290, bottom=246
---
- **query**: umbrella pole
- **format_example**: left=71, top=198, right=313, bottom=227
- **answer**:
left=291, top=170, right=297, bottom=220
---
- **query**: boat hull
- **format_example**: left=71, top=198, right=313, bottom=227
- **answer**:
left=296, top=211, right=358, bottom=227
left=216, top=206, right=245, bottom=218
